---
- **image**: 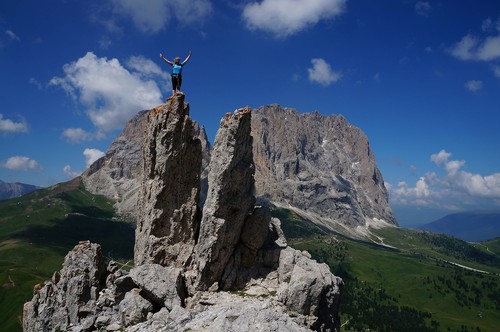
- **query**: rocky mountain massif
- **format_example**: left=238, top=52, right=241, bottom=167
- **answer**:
left=23, top=95, right=343, bottom=331
left=81, top=102, right=396, bottom=237
left=251, top=105, right=396, bottom=232
left=0, top=179, right=40, bottom=200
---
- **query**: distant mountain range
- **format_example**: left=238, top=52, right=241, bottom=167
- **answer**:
left=0, top=179, right=40, bottom=200
left=419, top=210, right=500, bottom=242
left=82, top=104, right=397, bottom=239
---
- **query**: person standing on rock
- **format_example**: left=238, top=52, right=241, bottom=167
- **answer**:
left=160, top=51, right=192, bottom=97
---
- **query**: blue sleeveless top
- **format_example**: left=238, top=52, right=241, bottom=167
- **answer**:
left=172, top=63, right=183, bottom=75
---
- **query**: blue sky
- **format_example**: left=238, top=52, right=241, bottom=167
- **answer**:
left=1, top=0, right=500, bottom=227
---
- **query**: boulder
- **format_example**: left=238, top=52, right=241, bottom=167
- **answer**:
left=129, top=264, right=185, bottom=310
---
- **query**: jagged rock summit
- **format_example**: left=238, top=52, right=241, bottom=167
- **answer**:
left=81, top=103, right=396, bottom=238
left=24, top=94, right=343, bottom=331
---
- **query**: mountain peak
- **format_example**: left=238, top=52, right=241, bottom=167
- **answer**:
left=24, top=96, right=343, bottom=331
left=252, top=104, right=396, bottom=232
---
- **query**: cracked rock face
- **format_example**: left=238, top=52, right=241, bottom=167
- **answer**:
left=81, top=110, right=147, bottom=217
left=194, top=107, right=255, bottom=291
left=251, top=104, right=396, bottom=228
left=134, top=95, right=202, bottom=268
left=23, top=98, right=343, bottom=332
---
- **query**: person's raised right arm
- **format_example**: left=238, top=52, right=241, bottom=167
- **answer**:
left=160, top=53, right=173, bottom=65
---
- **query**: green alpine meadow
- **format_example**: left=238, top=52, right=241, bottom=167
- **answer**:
left=1, top=182, right=499, bottom=331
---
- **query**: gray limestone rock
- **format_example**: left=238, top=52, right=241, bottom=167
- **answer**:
left=194, top=107, right=255, bottom=291
left=82, top=110, right=147, bottom=217
left=23, top=241, right=107, bottom=332
left=129, top=264, right=185, bottom=310
left=134, top=94, right=202, bottom=267
left=119, top=288, right=153, bottom=327
left=277, top=247, right=343, bottom=331
left=251, top=105, right=396, bottom=229
left=24, top=101, right=344, bottom=332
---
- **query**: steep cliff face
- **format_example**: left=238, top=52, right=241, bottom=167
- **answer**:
left=252, top=105, right=397, bottom=229
left=135, top=95, right=202, bottom=268
left=81, top=107, right=211, bottom=218
left=82, top=103, right=395, bottom=235
left=194, top=108, right=256, bottom=291
left=81, top=110, right=147, bottom=217
left=23, top=97, right=343, bottom=331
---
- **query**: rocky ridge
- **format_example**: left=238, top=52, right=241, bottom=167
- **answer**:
left=23, top=95, right=343, bottom=331
left=81, top=103, right=396, bottom=237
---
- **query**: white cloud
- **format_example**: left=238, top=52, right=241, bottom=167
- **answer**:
left=63, top=165, right=81, bottom=178
left=450, top=34, right=479, bottom=61
left=307, top=58, right=342, bottom=86
left=126, top=55, right=164, bottom=78
left=450, top=34, right=500, bottom=62
left=242, top=0, right=346, bottom=38
left=63, top=148, right=105, bottom=179
left=50, top=52, right=164, bottom=135
left=0, top=114, right=28, bottom=133
left=464, top=80, right=483, bottom=92
left=493, top=65, right=500, bottom=77
left=62, top=128, right=93, bottom=143
left=83, top=148, right=105, bottom=167
left=481, top=17, right=500, bottom=33
left=110, top=0, right=212, bottom=33
left=430, top=149, right=452, bottom=165
left=5, top=29, right=20, bottom=41
left=389, top=150, right=500, bottom=209
left=29, top=77, right=44, bottom=89
left=482, top=18, right=493, bottom=32
left=415, top=1, right=431, bottom=17
left=2, top=156, right=41, bottom=171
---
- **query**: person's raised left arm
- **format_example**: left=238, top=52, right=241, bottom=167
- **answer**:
left=182, top=51, right=192, bottom=65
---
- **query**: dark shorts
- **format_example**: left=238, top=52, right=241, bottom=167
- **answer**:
left=172, top=74, right=182, bottom=90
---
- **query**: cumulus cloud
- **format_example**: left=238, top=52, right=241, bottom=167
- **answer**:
left=63, top=148, right=105, bottom=179
left=464, top=80, right=483, bottom=93
left=415, top=1, right=431, bottom=17
left=110, top=0, right=212, bottom=33
left=388, top=150, right=500, bottom=210
left=0, top=114, right=28, bottom=134
left=50, top=52, right=164, bottom=135
left=307, top=58, right=342, bottom=86
left=62, top=128, right=93, bottom=143
left=2, top=156, right=41, bottom=171
left=242, top=0, right=346, bottom=38
left=450, top=34, right=500, bottom=62
left=83, top=148, right=105, bottom=167
left=63, top=165, right=81, bottom=178
left=481, top=17, right=500, bottom=33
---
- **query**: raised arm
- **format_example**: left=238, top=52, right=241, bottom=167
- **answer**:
left=160, top=53, right=173, bottom=65
left=182, top=51, right=192, bottom=64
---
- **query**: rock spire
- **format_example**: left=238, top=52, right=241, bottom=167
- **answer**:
left=135, top=94, right=202, bottom=268
left=23, top=96, right=343, bottom=331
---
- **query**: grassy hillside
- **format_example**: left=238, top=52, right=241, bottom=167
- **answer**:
left=0, top=178, right=135, bottom=332
left=273, top=207, right=500, bottom=332
left=2, top=188, right=499, bottom=331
